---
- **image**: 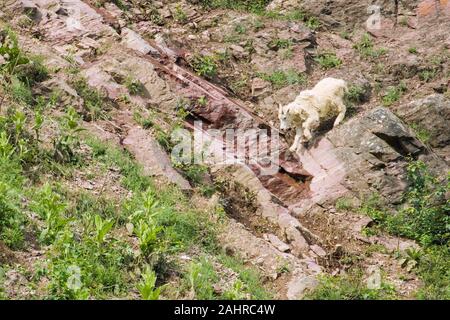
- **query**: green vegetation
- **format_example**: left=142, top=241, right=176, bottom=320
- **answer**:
left=268, top=38, right=293, bottom=50
left=315, top=161, right=449, bottom=300
left=335, top=197, right=355, bottom=211
left=418, top=69, right=437, bottom=82
left=257, top=69, right=306, bottom=89
left=374, top=161, right=448, bottom=246
left=381, top=82, right=407, bottom=106
left=360, top=161, right=449, bottom=299
left=353, top=33, right=388, bottom=59
left=71, top=76, right=111, bottom=121
left=314, top=52, right=342, bottom=69
left=124, top=77, right=145, bottom=95
left=199, top=0, right=271, bottom=14
left=0, top=28, right=270, bottom=300
left=307, top=270, right=397, bottom=300
left=184, top=254, right=271, bottom=300
left=411, top=123, right=431, bottom=144
left=198, top=2, right=320, bottom=30
left=345, top=84, right=367, bottom=105
left=0, top=28, right=49, bottom=106
left=304, top=16, right=321, bottom=30
left=234, top=23, right=247, bottom=35
left=189, top=54, right=218, bottom=78
left=173, top=5, right=188, bottom=23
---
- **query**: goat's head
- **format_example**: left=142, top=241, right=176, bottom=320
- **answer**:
left=278, top=103, right=291, bottom=131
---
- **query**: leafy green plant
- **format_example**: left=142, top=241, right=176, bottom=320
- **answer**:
left=353, top=33, right=388, bottom=59
left=124, top=77, right=145, bottom=95
left=257, top=69, right=306, bottom=89
left=411, top=123, right=431, bottom=144
left=199, top=0, right=271, bottom=14
left=15, top=54, right=49, bottom=85
left=345, top=84, right=367, bottom=104
left=53, top=106, right=84, bottom=163
left=383, top=161, right=449, bottom=246
left=222, top=279, right=247, bottom=299
left=31, top=183, right=69, bottom=243
left=93, top=214, right=114, bottom=244
left=187, top=257, right=218, bottom=299
left=0, top=181, right=26, bottom=249
left=173, top=5, right=188, bottom=23
left=190, top=54, right=218, bottom=78
left=382, top=82, right=407, bottom=106
left=335, top=197, right=355, bottom=211
left=137, top=266, right=162, bottom=300
left=219, top=254, right=271, bottom=299
left=72, top=77, right=109, bottom=121
left=418, top=69, right=437, bottom=82
left=305, top=16, right=321, bottom=30
left=0, top=28, right=29, bottom=74
left=268, top=39, right=292, bottom=50
left=234, top=23, right=247, bottom=34
left=134, top=220, right=162, bottom=256
left=415, top=245, right=449, bottom=299
left=197, top=96, right=208, bottom=107
left=314, top=52, right=342, bottom=69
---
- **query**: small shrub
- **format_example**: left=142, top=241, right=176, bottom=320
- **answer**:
left=53, top=107, right=84, bottom=164
left=234, top=23, right=247, bottom=34
left=268, top=39, right=292, bottom=50
left=189, top=54, right=218, bottom=78
left=335, top=197, right=355, bottom=211
left=124, top=77, right=145, bottom=95
left=354, top=33, right=388, bottom=59
left=344, top=84, right=368, bottom=114
left=314, top=52, right=342, bottom=69
left=187, top=257, right=218, bottom=299
left=173, top=5, right=188, bottom=23
left=137, top=266, right=162, bottom=300
left=382, top=82, right=407, bottom=106
left=93, top=214, right=114, bottom=244
left=384, top=161, right=449, bottom=246
left=257, top=69, right=306, bottom=89
left=411, top=123, right=431, bottom=144
left=418, top=69, right=437, bottom=82
left=14, top=55, right=49, bottom=85
left=0, top=28, right=29, bottom=74
left=305, top=16, right=321, bottom=30
left=72, top=77, right=109, bottom=121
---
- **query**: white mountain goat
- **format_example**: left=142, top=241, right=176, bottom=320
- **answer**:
left=278, top=77, right=348, bottom=152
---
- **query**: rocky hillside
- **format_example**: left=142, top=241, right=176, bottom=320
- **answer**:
left=0, top=0, right=448, bottom=300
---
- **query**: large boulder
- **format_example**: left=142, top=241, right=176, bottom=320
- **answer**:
left=395, top=94, right=450, bottom=163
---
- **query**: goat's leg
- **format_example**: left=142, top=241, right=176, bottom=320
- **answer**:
left=302, top=116, right=319, bottom=142
left=333, top=100, right=347, bottom=127
left=289, top=127, right=303, bottom=152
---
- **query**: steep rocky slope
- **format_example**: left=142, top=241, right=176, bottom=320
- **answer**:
left=0, top=0, right=448, bottom=299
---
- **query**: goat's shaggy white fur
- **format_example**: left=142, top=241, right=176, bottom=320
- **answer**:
left=279, top=77, right=348, bottom=152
